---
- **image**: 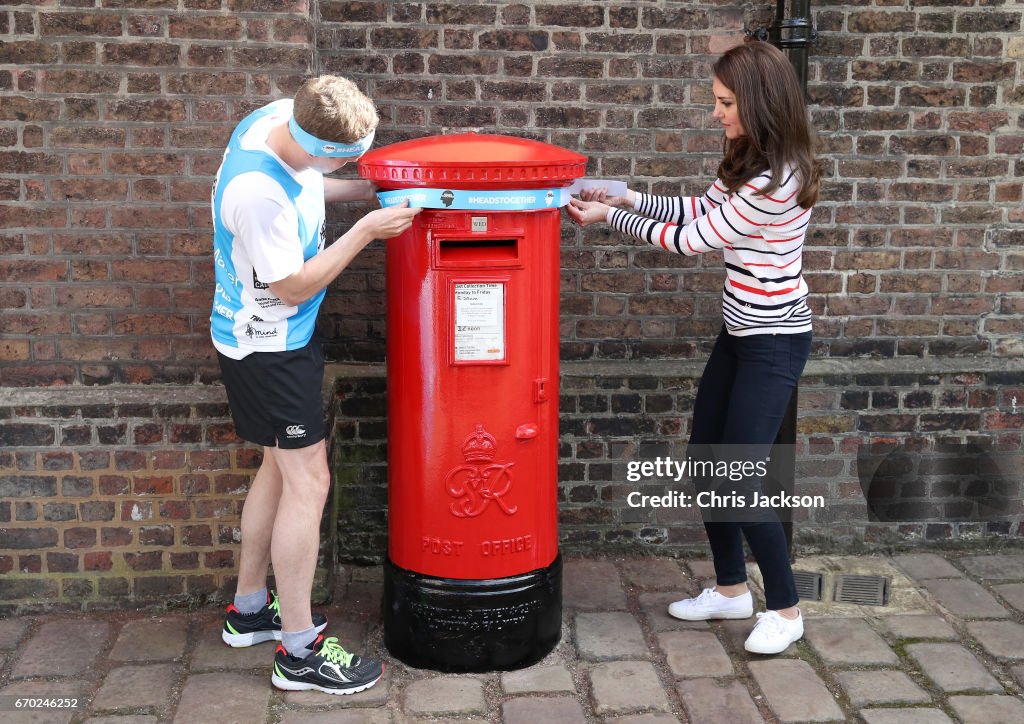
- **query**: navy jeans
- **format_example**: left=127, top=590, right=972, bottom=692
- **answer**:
left=690, top=326, right=812, bottom=610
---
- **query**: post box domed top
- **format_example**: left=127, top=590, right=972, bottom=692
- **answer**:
left=358, top=132, right=587, bottom=190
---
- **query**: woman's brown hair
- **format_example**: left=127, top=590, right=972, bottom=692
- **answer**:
left=713, top=41, right=821, bottom=208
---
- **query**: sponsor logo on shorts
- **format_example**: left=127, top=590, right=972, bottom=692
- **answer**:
left=285, top=425, right=306, bottom=438
left=253, top=269, right=269, bottom=290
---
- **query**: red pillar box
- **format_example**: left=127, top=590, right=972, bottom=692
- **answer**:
left=358, top=134, right=586, bottom=671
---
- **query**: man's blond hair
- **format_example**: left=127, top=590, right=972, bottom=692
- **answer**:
left=293, top=75, right=378, bottom=144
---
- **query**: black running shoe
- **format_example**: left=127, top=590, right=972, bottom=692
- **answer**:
left=271, top=634, right=383, bottom=695
left=222, top=590, right=327, bottom=647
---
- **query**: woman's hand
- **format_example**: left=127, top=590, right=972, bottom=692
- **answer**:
left=579, top=186, right=634, bottom=208
left=566, top=197, right=612, bottom=227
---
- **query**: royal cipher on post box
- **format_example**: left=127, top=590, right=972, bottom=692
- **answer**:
left=358, top=133, right=586, bottom=671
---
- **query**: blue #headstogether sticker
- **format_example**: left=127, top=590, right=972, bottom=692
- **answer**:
left=377, top=187, right=571, bottom=211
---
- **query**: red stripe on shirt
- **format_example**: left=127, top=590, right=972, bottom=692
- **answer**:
left=768, top=206, right=811, bottom=226
left=728, top=202, right=760, bottom=228
left=729, top=278, right=801, bottom=297
left=743, top=182, right=798, bottom=204
left=706, top=215, right=731, bottom=246
left=745, top=255, right=801, bottom=269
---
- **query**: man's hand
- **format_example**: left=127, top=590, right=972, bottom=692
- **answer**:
left=566, top=197, right=612, bottom=227
left=324, top=178, right=379, bottom=204
left=268, top=202, right=421, bottom=307
left=353, top=200, right=422, bottom=240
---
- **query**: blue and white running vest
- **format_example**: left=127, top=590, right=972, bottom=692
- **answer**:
left=210, top=99, right=326, bottom=359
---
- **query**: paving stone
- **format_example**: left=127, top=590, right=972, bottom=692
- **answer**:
left=656, top=630, right=732, bottom=678
left=12, top=619, right=111, bottom=678
left=501, top=696, right=586, bottom=724
left=604, top=715, right=681, bottom=724
left=991, top=582, right=1024, bottom=612
left=835, top=670, right=931, bottom=706
left=85, top=717, right=159, bottom=724
left=173, top=672, right=270, bottom=724
left=501, top=663, right=575, bottom=694
left=588, top=660, right=671, bottom=715
left=92, top=664, right=176, bottom=710
left=921, top=578, right=1010, bottom=618
left=278, top=710, right=392, bottom=724
left=859, top=709, right=954, bottom=724
left=189, top=620, right=274, bottom=672
left=279, top=665, right=390, bottom=708
left=948, top=694, right=1024, bottom=723
left=324, top=618, right=370, bottom=650
left=748, top=659, right=845, bottom=722
left=0, top=678, right=85, bottom=724
left=893, top=554, right=963, bottom=580
left=109, top=617, right=187, bottom=662
left=905, top=642, right=1002, bottom=693
left=676, top=678, right=762, bottom=724
left=804, top=618, right=899, bottom=665
left=686, top=560, right=717, bottom=580
left=880, top=614, right=957, bottom=640
left=959, top=554, right=1024, bottom=581
left=619, top=558, right=689, bottom=590
left=563, top=559, right=627, bottom=610
left=636, top=592, right=708, bottom=632
left=0, top=618, right=30, bottom=649
left=403, top=676, right=486, bottom=715
left=966, top=620, right=1024, bottom=659
left=575, top=611, right=648, bottom=660
left=332, top=581, right=383, bottom=622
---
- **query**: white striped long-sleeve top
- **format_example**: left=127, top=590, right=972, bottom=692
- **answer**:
left=607, top=168, right=813, bottom=336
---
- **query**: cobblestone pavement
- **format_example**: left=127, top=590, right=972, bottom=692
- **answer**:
left=2, top=551, right=1024, bottom=723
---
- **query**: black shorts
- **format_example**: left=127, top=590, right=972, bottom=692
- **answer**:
left=217, top=340, right=326, bottom=449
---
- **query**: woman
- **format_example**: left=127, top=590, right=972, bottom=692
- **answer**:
left=566, top=40, right=821, bottom=655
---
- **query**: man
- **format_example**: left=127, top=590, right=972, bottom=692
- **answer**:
left=210, top=75, right=419, bottom=695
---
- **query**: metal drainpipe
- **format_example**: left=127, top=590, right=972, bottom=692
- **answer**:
left=754, top=1, right=816, bottom=556
left=771, top=0, right=815, bottom=94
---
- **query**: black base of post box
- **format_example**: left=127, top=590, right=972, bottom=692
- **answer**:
left=383, top=553, right=562, bottom=672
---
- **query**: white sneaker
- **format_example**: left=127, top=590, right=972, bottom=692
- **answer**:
left=667, top=587, right=754, bottom=621
left=744, top=609, right=803, bottom=654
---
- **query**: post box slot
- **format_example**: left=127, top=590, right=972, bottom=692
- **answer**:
left=437, top=238, right=519, bottom=267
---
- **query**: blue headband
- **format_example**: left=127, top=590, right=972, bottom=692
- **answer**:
left=288, top=115, right=375, bottom=158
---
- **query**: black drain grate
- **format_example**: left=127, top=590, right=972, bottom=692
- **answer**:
left=793, top=570, right=824, bottom=601
left=834, top=574, right=891, bottom=606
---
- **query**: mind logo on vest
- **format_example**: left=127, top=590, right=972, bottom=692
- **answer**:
left=245, top=323, right=277, bottom=339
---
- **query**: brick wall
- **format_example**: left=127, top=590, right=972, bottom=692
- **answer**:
left=4, top=2, right=1020, bottom=380
left=0, top=382, right=338, bottom=615
left=2, top=1, right=1023, bottom=609
left=0, top=0, right=313, bottom=386
left=331, top=363, right=1024, bottom=566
